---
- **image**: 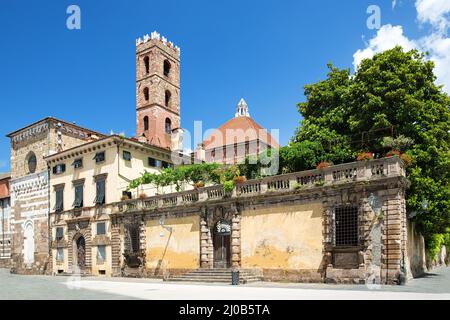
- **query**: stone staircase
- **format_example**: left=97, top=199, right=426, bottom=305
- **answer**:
left=166, top=268, right=262, bottom=284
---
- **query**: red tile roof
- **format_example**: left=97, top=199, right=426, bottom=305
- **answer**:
left=203, top=116, right=279, bottom=149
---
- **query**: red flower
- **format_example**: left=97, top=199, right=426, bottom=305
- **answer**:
left=357, top=152, right=374, bottom=161
left=316, top=161, right=333, bottom=169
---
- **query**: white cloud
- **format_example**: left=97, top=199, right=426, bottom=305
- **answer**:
left=416, top=0, right=450, bottom=32
left=353, top=2, right=450, bottom=92
left=353, top=25, right=416, bottom=70
left=419, top=33, right=450, bottom=91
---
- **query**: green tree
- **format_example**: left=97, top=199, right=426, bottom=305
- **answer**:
left=279, top=140, right=325, bottom=173
left=295, top=46, right=450, bottom=239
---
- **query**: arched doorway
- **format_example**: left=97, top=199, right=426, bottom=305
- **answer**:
left=213, top=220, right=231, bottom=268
left=74, top=235, right=86, bottom=269
left=23, top=221, right=35, bottom=265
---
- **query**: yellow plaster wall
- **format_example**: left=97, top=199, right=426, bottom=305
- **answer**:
left=241, top=203, right=324, bottom=270
left=145, top=216, right=200, bottom=270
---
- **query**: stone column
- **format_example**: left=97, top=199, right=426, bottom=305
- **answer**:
left=200, top=218, right=213, bottom=268
left=231, top=214, right=241, bottom=268
left=110, top=217, right=121, bottom=277
left=381, top=188, right=404, bottom=284
left=139, top=217, right=147, bottom=276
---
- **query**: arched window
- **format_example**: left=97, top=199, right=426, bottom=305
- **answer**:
left=165, top=118, right=172, bottom=134
left=163, top=60, right=171, bottom=77
left=143, top=87, right=149, bottom=101
left=144, top=56, right=150, bottom=74
left=143, top=116, right=149, bottom=131
left=165, top=90, right=171, bottom=108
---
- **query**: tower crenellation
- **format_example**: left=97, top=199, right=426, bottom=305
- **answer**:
left=135, top=31, right=181, bottom=55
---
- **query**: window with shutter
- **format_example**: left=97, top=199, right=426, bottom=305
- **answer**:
left=55, top=227, right=64, bottom=240
left=148, top=157, right=162, bottom=168
left=53, top=164, right=66, bottom=174
left=123, top=151, right=132, bottom=161
left=95, top=179, right=106, bottom=205
left=94, top=152, right=105, bottom=163
left=162, top=161, right=173, bottom=169
left=72, top=158, right=83, bottom=168
left=97, top=222, right=106, bottom=235
left=73, top=184, right=84, bottom=208
left=55, top=189, right=64, bottom=212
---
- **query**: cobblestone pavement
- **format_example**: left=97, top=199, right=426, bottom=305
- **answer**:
left=1, top=267, right=449, bottom=300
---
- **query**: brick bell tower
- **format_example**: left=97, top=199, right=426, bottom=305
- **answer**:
left=135, top=31, right=181, bottom=150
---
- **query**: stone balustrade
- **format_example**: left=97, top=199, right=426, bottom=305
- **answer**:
left=58, top=157, right=405, bottom=217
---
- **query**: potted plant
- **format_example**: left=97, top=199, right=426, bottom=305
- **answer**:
left=121, top=194, right=130, bottom=201
left=316, top=161, right=333, bottom=170
left=386, top=149, right=401, bottom=157
left=400, top=153, right=413, bottom=166
left=223, top=180, right=235, bottom=194
left=139, top=193, right=148, bottom=200
left=193, top=181, right=205, bottom=189
left=233, top=175, right=247, bottom=184
left=357, top=151, right=374, bottom=161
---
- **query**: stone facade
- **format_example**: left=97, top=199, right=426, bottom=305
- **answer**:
left=0, top=175, right=11, bottom=267
left=50, top=157, right=410, bottom=284
left=7, top=118, right=104, bottom=274
left=136, top=32, right=181, bottom=150
left=45, top=135, right=176, bottom=276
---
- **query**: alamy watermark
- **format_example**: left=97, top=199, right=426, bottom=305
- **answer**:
left=66, top=5, right=81, bottom=30
left=367, top=5, right=381, bottom=30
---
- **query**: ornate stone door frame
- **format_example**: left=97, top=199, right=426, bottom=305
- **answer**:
left=200, top=203, right=241, bottom=269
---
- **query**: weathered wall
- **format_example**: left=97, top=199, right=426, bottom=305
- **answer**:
left=405, top=221, right=427, bottom=279
left=10, top=128, right=49, bottom=179
left=145, top=215, right=200, bottom=276
left=241, top=203, right=324, bottom=282
left=9, top=118, right=100, bottom=274
left=49, top=141, right=170, bottom=211
left=50, top=147, right=119, bottom=210
left=10, top=172, right=50, bottom=274
left=116, top=144, right=169, bottom=197
left=0, top=197, right=11, bottom=261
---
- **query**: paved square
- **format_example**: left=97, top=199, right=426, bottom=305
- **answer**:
left=1, top=267, right=449, bottom=300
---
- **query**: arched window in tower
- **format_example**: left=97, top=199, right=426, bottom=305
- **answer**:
left=163, top=60, right=171, bottom=77
left=165, top=90, right=171, bottom=108
left=144, top=56, right=150, bottom=74
left=143, top=116, right=149, bottom=131
left=143, top=87, right=149, bottom=101
left=165, top=118, right=172, bottom=134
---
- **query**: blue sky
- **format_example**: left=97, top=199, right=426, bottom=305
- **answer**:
left=0, top=0, right=436, bottom=172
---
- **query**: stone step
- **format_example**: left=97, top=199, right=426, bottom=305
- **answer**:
left=171, top=277, right=261, bottom=282
left=166, top=268, right=262, bottom=284
left=168, top=277, right=260, bottom=284
left=182, top=270, right=257, bottom=275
